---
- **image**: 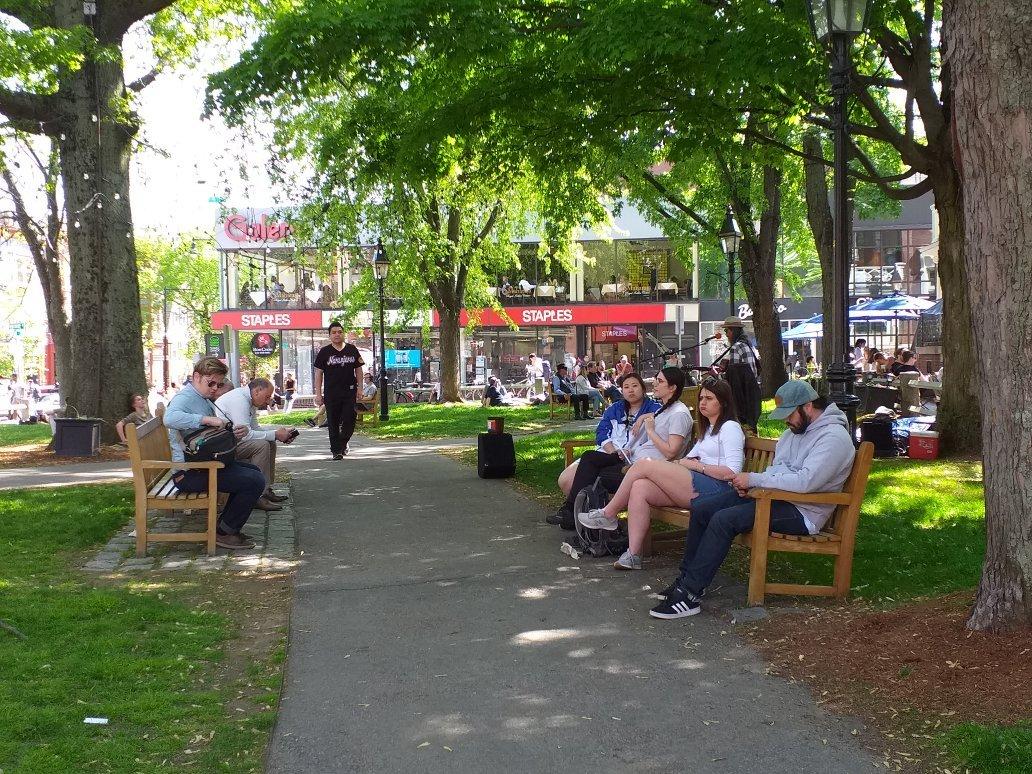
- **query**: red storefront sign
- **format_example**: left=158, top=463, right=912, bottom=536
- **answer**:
left=433, top=303, right=666, bottom=328
left=211, top=310, right=323, bottom=331
left=592, top=325, right=638, bottom=342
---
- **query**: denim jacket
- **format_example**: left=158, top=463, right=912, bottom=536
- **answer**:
left=164, top=382, right=217, bottom=464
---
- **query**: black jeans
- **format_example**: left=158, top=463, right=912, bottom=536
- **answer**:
left=564, top=450, right=626, bottom=510
left=325, top=392, right=357, bottom=455
left=677, top=489, right=809, bottom=595
left=555, top=392, right=589, bottom=416
left=173, top=460, right=265, bottom=534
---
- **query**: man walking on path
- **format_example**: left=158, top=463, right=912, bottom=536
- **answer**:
left=650, top=380, right=856, bottom=620
left=314, top=322, right=365, bottom=460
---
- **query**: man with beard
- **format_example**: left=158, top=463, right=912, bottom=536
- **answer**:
left=650, top=380, right=855, bottom=619
left=314, top=322, right=365, bottom=460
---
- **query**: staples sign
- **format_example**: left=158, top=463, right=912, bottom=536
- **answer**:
left=211, top=310, right=323, bottom=330
left=520, top=308, right=573, bottom=324
left=241, top=313, right=294, bottom=328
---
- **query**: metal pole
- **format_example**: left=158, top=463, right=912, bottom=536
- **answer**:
left=162, top=288, right=170, bottom=391
left=728, top=251, right=736, bottom=315
left=826, top=32, right=860, bottom=433
left=378, top=276, right=389, bottom=421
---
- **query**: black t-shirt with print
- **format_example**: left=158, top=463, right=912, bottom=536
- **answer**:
left=314, top=343, right=364, bottom=398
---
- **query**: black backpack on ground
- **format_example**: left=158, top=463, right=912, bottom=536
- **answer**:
left=477, top=432, right=516, bottom=478
left=571, top=478, right=629, bottom=558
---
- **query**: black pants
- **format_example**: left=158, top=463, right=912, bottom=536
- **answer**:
left=325, top=393, right=357, bottom=455
left=556, top=393, right=590, bottom=417
left=564, top=450, right=627, bottom=509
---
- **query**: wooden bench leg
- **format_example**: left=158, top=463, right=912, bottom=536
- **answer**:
left=134, top=499, right=148, bottom=558
left=206, top=468, right=219, bottom=556
left=747, top=499, right=772, bottom=606
left=832, top=549, right=855, bottom=599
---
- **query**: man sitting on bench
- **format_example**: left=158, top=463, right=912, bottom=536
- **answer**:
left=649, top=380, right=856, bottom=620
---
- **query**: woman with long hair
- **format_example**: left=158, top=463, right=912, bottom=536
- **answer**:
left=115, top=393, right=153, bottom=444
left=578, top=378, right=746, bottom=570
left=550, top=368, right=693, bottom=530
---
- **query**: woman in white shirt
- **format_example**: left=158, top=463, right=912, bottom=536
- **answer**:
left=578, top=377, right=745, bottom=570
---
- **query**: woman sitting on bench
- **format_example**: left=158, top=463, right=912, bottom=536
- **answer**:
left=578, top=378, right=745, bottom=570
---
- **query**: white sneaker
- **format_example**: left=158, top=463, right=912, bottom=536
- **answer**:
left=577, top=507, right=619, bottom=531
left=613, top=550, right=642, bottom=570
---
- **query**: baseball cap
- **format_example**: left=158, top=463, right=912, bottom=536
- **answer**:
left=769, top=380, right=820, bottom=419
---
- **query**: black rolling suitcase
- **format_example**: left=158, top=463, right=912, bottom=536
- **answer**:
left=477, top=432, right=516, bottom=478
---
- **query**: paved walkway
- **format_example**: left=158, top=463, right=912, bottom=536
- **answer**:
left=0, top=459, right=131, bottom=489
left=268, top=430, right=877, bottom=773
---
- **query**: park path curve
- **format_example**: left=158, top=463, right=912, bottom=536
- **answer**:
left=269, top=431, right=878, bottom=773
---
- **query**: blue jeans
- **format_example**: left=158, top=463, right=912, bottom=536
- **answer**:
left=690, top=470, right=734, bottom=498
left=174, top=460, right=266, bottom=534
left=677, top=489, right=809, bottom=595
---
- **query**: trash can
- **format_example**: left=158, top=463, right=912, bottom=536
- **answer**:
left=53, top=417, right=102, bottom=457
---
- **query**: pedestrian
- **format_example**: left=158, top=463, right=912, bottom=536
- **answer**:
left=283, top=372, right=296, bottom=412
left=314, top=322, right=365, bottom=459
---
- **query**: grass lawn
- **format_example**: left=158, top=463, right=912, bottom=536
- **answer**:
left=262, top=402, right=567, bottom=439
left=0, top=423, right=52, bottom=447
left=0, top=484, right=284, bottom=772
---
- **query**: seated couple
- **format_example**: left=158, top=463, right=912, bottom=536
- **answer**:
left=547, top=367, right=693, bottom=531
left=579, top=380, right=856, bottom=620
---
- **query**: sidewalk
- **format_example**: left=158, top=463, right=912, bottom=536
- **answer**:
left=0, top=459, right=131, bottom=490
left=269, top=431, right=877, bottom=773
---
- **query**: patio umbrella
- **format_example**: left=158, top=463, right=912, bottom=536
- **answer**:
left=782, top=314, right=824, bottom=341
left=849, top=293, right=935, bottom=320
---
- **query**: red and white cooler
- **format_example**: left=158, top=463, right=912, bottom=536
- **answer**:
left=908, top=430, right=940, bottom=460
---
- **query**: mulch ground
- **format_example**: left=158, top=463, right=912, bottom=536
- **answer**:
left=0, top=443, right=128, bottom=468
left=743, top=592, right=1032, bottom=770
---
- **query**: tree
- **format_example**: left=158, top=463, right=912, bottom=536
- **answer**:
left=0, top=1, right=262, bottom=436
left=0, top=134, right=71, bottom=397
left=944, top=0, right=1032, bottom=631
left=208, top=11, right=567, bottom=402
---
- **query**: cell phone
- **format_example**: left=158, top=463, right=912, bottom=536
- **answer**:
left=287, top=428, right=300, bottom=440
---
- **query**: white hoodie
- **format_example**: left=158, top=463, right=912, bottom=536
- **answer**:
left=748, top=403, right=856, bottom=533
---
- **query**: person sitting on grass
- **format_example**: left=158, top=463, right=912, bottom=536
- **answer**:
left=116, top=393, right=153, bottom=444
left=547, top=372, right=660, bottom=530
left=578, top=378, right=745, bottom=570
left=648, top=380, right=855, bottom=620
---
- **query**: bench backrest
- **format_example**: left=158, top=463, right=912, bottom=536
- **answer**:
left=743, top=435, right=777, bottom=472
left=126, top=415, right=173, bottom=490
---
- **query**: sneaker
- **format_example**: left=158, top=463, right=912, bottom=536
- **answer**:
left=649, top=587, right=702, bottom=619
left=304, top=418, right=316, bottom=428
left=613, top=551, right=642, bottom=570
left=577, top=507, right=619, bottom=531
left=331, top=453, right=344, bottom=460
left=545, top=504, right=574, bottom=527
left=216, top=533, right=255, bottom=550
left=659, top=580, right=705, bottom=600
left=342, top=446, right=350, bottom=456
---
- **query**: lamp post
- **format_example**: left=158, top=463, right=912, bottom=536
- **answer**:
left=718, top=205, right=742, bottom=316
left=372, top=239, right=390, bottom=421
left=806, top=0, right=869, bottom=429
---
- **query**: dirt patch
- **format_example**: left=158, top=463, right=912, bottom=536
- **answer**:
left=743, top=593, right=1032, bottom=770
left=0, top=443, right=128, bottom=468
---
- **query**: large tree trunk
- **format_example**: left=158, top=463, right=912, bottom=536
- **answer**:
left=802, top=131, right=835, bottom=373
left=437, top=307, right=462, bottom=402
left=58, top=47, right=147, bottom=438
left=931, top=172, right=982, bottom=454
left=737, top=165, right=788, bottom=397
left=945, top=0, right=1032, bottom=632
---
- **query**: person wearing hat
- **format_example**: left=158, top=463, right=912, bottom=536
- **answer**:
left=649, top=380, right=856, bottom=620
left=717, top=316, right=761, bottom=431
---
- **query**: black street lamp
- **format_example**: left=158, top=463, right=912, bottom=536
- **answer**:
left=372, top=239, right=390, bottom=421
left=718, top=205, right=742, bottom=316
left=806, top=0, right=870, bottom=430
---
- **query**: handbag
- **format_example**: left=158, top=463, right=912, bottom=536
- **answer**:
left=182, top=422, right=237, bottom=463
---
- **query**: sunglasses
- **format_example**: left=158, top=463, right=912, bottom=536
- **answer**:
left=204, top=379, right=226, bottom=389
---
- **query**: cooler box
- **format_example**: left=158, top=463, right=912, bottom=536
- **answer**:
left=908, top=430, right=939, bottom=460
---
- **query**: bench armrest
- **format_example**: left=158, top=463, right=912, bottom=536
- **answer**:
left=139, top=460, right=225, bottom=470
left=747, top=488, right=853, bottom=505
left=560, top=437, right=596, bottom=466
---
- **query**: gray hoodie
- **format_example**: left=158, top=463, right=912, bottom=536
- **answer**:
left=748, top=403, right=856, bottom=533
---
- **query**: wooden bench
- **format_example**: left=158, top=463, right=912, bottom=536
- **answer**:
left=649, top=437, right=875, bottom=605
left=356, top=392, right=380, bottom=425
left=126, top=415, right=223, bottom=557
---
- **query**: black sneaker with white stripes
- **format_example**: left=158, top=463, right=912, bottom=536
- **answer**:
left=649, top=587, right=701, bottom=619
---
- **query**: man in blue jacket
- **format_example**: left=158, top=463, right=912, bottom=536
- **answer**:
left=164, top=357, right=267, bottom=550
left=650, top=380, right=856, bottom=619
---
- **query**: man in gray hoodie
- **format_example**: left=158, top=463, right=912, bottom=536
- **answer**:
left=650, top=380, right=856, bottom=619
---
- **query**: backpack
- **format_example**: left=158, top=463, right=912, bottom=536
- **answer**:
left=571, top=478, right=629, bottom=558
